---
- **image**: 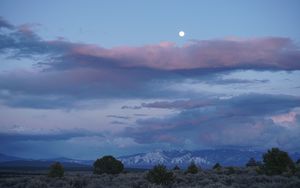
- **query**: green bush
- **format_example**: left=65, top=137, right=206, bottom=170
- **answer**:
left=186, top=161, right=199, bottom=174
left=226, top=166, right=236, bottom=174
left=146, top=164, right=174, bottom=185
left=173, top=165, right=180, bottom=171
left=93, top=155, right=124, bottom=174
left=48, top=162, right=64, bottom=178
left=261, top=148, right=295, bottom=175
left=246, top=157, right=258, bottom=167
left=213, top=163, right=222, bottom=170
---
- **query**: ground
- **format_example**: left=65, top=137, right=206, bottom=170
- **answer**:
left=0, top=167, right=300, bottom=188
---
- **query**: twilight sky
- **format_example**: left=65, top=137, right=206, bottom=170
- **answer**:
left=0, top=0, right=300, bottom=159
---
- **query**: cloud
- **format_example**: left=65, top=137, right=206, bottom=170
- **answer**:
left=1, top=95, right=75, bottom=109
left=0, top=18, right=300, bottom=109
left=0, top=17, right=14, bottom=29
left=141, top=99, right=215, bottom=109
left=1, top=18, right=300, bottom=156
left=122, top=94, right=300, bottom=150
left=203, top=78, right=269, bottom=85
left=107, top=115, right=130, bottom=120
left=271, top=111, right=297, bottom=124
left=43, top=37, right=300, bottom=71
left=121, top=105, right=142, bottom=110
left=1, top=18, right=300, bottom=72
left=140, top=94, right=300, bottom=112
left=0, top=128, right=103, bottom=143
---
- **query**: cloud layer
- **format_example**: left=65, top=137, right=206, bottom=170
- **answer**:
left=0, top=17, right=300, bottom=108
left=1, top=17, right=300, bottom=157
left=123, top=94, right=300, bottom=150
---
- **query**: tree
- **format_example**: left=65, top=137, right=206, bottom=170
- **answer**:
left=173, top=165, right=180, bottom=171
left=261, top=148, right=295, bottom=175
left=48, top=162, right=64, bottom=178
left=213, top=162, right=222, bottom=170
left=93, top=155, right=124, bottom=174
left=246, top=158, right=257, bottom=167
left=186, top=161, right=198, bottom=174
left=296, top=159, right=300, bottom=165
left=146, top=164, right=174, bottom=185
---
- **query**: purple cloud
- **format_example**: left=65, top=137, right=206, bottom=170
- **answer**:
left=0, top=17, right=14, bottom=29
left=141, top=99, right=215, bottom=109
left=0, top=17, right=300, bottom=112
left=1, top=18, right=300, bottom=72
left=121, top=94, right=300, bottom=150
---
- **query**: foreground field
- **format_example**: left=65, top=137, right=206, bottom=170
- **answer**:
left=0, top=168, right=300, bottom=188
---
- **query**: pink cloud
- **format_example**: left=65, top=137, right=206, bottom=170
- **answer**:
left=1, top=17, right=300, bottom=71
left=271, top=111, right=297, bottom=125
left=67, top=37, right=300, bottom=71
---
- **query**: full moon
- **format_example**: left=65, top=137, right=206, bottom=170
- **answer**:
left=179, top=31, right=185, bottom=37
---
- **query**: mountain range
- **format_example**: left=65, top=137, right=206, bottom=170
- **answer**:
left=118, top=149, right=264, bottom=168
left=1, top=149, right=299, bottom=169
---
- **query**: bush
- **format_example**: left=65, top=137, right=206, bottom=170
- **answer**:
left=246, top=157, right=258, bottom=167
left=93, top=155, right=124, bottom=174
left=146, top=164, right=174, bottom=185
left=213, top=163, right=222, bottom=170
left=186, top=161, right=198, bottom=174
left=48, top=162, right=64, bottom=178
left=173, top=165, right=180, bottom=171
left=226, top=166, right=236, bottom=175
left=261, top=148, right=295, bottom=175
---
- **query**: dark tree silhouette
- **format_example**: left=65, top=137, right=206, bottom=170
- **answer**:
left=186, top=161, right=199, bottom=174
left=173, top=165, right=180, bottom=170
left=48, top=162, right=64, bottom=178
left=93, top=155, right=124, bottom=174
left=146, top=164, right=174, bottom=185
left=213, top=162, right=222, bottom=170
left=261, top=148, right=295, bottom=175
left=246, top=158, right=258, bottom=167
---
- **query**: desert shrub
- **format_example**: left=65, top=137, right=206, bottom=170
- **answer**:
left=294, top=165, right=300, bottom=178
left=246, top=157, right=258, bottom=167
left=48, top=162, right=64, bottom=178
left=146, top=164, right=174, bottom=186
left=49, top=178, right=69, bottom=187
left=213, top=163, right=222, bottom=170
left=261, top=148, right=295, bottom=175
left=186, top=161, right=199, bottom=174
left=173, top=165, right=180, bottom=171
left=93, top=155, right=124, bottom=174
left=26, top=179, right=48, bottom=188
left=226, top=167, right=236, bottom=175
left=69, top=177, right=87, bottom=188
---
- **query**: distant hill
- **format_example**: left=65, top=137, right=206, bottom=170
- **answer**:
left=0, top=153, right=92, bottom=170
left=0, top=153, right=22, bottom=162
left=44, top=157, right=93, bottom=166
left=0, top=160, right=89, bottom=168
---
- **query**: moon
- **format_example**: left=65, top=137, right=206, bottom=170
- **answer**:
left=179, top=31, right=185, bottom=37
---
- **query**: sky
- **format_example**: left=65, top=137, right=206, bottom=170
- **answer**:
left=0, top=0, right=300, bottom=159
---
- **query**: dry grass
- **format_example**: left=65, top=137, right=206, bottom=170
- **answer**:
left=0, top=167, right=299, bottom=188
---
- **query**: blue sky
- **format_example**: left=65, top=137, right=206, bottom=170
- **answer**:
left=0, top=0, right=300, bottom=159
left=1, top=0, right=300, bottom=47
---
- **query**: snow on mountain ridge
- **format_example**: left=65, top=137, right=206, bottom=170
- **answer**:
left=118, top=150, right=212, bottom=167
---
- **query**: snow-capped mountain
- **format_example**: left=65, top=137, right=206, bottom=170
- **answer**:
left=1, top=149, right=299, bottom=169
left=119, top=148, right=300, bottom=169
left=118, top=149, right=264, bottom=168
